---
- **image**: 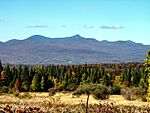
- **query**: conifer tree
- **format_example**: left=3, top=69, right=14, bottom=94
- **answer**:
left=4, top=64, right=12, bottom=86
left=132, top=69, right=141, bottom=87
left=145, top=50, right=150, bottom=101
left=127, top=66, right=132, bottom=87
left=9, top=67, right=18, bottom=88
left=21, top=66, right=30, bottom=91
left=30, top=73, right=41, bottom=91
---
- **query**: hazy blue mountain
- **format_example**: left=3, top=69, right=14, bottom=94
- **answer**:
left=0, top=35, right=149, bottom=64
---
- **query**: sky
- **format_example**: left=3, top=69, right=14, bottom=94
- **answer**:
left=0, top=0, right=150, bottom=44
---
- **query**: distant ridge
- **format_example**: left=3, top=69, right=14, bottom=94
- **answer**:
left=0, top=35, right=149, bottom=64
left=24, top=35, right=50, bottom=41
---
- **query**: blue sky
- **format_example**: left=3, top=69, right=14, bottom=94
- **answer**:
left=0, top=0, right=150, bottom=44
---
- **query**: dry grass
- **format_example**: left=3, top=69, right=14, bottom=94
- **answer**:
left=1, top=92, right=150, bottom=106
left=1, top=93, right=150, bottom=112
left=108, top=95, right=150, bottom=106
left=0, top=92, right=150, bottom=109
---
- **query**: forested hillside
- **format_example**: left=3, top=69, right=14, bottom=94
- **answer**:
left=0, top=35, right=149, bottom=64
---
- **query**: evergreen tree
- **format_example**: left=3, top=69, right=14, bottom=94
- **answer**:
left=103, top=73, right=111, bottom=86
left=145, top=50, right=150, bottom=101
left=29, top=67, right=35, bottom=84
left=30, top=73, right=41, bottom=91
left=76, top=66, right=82, bottom=84
left=91, top=70, right=98, bottom=83
left=125, top=66, right=132, bottom=87
left=81, top=73, right=87, bottom=84
left=21, top=66, right=30, bottom=91
left=4, top=64, right=12, bottom=86
left=17, top=65, right=22, bottom=90
left=139, top=78, right=147, bottom=89
left=9, top=67, right=18, bottom=88
left=132, top=69, right=141, bottom=87
left=21, top=66, right=29, bottom=81
left=139, top=67, right=148, bottom=89
left=123, top=65, right=131, bottom=87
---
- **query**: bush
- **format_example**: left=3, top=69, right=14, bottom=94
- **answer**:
left=121, top=87, right=132, bottom=100
left=55, top=84, right=65, bottom=92
left=8, top=88, right=14, bottom=94
left=111, top=85, right=121, bottom=95
left=132, top=87, right=146, bottom=97
left=0, top=86, right=9, bottom=93
left=73, top=84, right=111, bottom=100
left=73, top=84, right=96, bottom=95
left=141, top=95, right=147, bottom=102
left=65, top=83, right=79, bottom=91
left=121, top=87, right=146, bottom=100
left=13, top=90, right=20, bottom=97
left=92, top=84, right=111, bottom=100
left=8, top=89, right=20, bottom=96
left=48, top=88, right=56, bottom=96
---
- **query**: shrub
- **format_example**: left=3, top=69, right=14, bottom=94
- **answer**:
left=73, top=84, right=110, bottom=100
left=73, top=84, right=111, bottom=113
left=48, top=88, right=56, bottom=96
left=132, top=87, right=146, bottom=97
left=121, top=87, right=132, bottom=100
left=73, top=84, right=96, bottom=95
left=8, top=89, right=20, bottom=96
left=0, top=86, right=9, bottom=93
left=8, top=88, right=14, bottom=94
left=92, top=84, right=111, bottom=100
left=19, top=92, right=31, bottom=99
left=111, top=85, right=121, bottom=95
left=121, top=87, right=146, bottom=100
left=141, top=95, right=147, bottom=102
left=65, top=83, right=79, bottom=91
left=55, top=84, right=65, bottom=92
left=13, top=90, right=20, bottom=97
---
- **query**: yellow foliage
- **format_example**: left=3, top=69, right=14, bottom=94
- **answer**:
left=72, top=71, right=76, bottom=77
left=114, top=75, right=121, bottom=86
left=145, top=50, right=150, bottom=101
left=147, top=75, right=150, bottom=101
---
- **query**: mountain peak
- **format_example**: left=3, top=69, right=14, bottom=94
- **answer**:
left=69, top=34, right=84, bottom=39
left=25, top=35, right=50, bottom=41
left=74, top=34, right=82, bottom=37
left=115, top=40, right=136, bottom=45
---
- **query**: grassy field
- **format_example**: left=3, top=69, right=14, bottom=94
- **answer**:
left=0, top=93, right=150, bottom=112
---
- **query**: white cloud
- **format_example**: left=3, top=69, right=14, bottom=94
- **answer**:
left=83, top=24, right=94, bottom=29
left=101, top=25, right=124, bottom=29
left=26, top=25, right=48, bottom=28
left=112, top=25, right=124, bottom=29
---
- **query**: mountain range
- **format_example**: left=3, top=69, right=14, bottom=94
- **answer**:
left=0, top=34, right=149, bottom=64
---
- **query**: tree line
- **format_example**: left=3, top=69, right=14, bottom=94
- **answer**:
left=0, top=60, right=148, bottom=93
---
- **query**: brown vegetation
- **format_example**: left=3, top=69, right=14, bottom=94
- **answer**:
left=0, top=92, right=150, bottom=113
